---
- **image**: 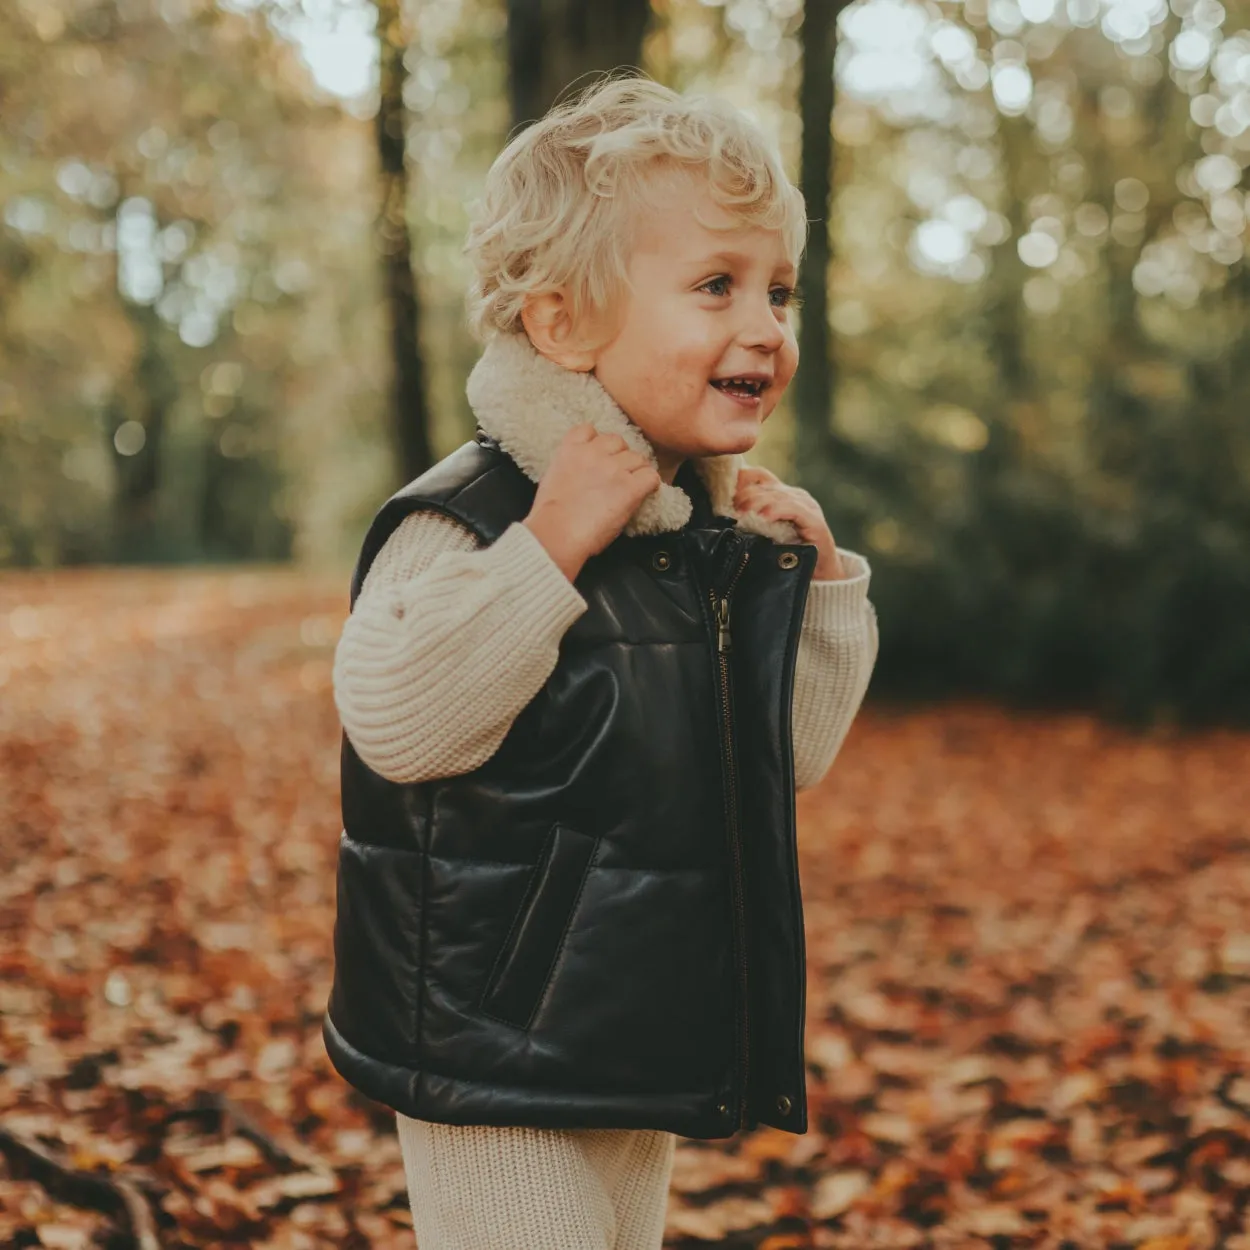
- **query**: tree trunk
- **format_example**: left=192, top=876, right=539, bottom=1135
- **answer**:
left=376, top=0, right=434, bottom=483
left=507, top=0, right=651, bottom=129
left=977, top=111, right=1032, bottom=482
left=794, top=0, right=847, bottom=491
left=108, top=302, right=173, bottom=562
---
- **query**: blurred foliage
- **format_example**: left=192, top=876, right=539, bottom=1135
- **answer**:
left=2, top=0, right=1249, bottom=722
left=0, top=0, right=394, bottom=567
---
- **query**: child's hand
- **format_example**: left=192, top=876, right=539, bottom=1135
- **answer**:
left=523, top=423, right=662, bottom=582
left=734, top=466, right=847, bottom=580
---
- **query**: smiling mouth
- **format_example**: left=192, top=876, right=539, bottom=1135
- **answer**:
left=710, top=377, right=769, bottom=399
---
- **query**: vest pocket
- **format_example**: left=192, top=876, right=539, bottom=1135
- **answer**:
left=479, top=822, right=598, bottom=1030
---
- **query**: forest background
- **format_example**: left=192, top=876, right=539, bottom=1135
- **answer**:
left=2, top=0, right=1249, bottom=723
left=6, top=4, right=1250, bottom=1246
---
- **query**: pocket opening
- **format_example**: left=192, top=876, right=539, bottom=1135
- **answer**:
left=479, top=822, right=598, bottom=1030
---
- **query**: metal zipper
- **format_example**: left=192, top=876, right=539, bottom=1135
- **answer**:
left=709, top=544, right=752, bottom=1130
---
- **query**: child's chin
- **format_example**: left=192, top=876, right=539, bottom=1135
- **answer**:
left=692, top=430, right=757, bottom=459
left=688, top=404, right=762, bottom=457
left=712, top=420, right=761, bottom=455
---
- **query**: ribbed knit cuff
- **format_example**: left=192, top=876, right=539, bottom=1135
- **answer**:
left=803, top=547, right=873, bottom=630
left=480, top=520, right=589, bottom=633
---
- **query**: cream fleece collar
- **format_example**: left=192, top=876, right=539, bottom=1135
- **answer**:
left=464, top=332, right=799, bottom=542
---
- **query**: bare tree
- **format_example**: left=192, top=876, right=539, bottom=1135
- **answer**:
left=506, top=0, right=651, bottom=129
left=376, top=0, right=434, bottom=482
left=107, top=302, right=175, bottom=562
left=794, top=0, right=854, bottom=487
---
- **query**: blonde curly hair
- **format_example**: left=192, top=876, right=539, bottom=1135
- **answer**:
left=464, top=73, right=808, bottom=342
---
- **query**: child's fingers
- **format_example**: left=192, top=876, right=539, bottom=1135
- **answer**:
left=740, top=488, right=819, bottom=526
left=743, top=496, right=791, bottom=521
left=735, top=481, right=787, bottom=512
left=734, top=477, right=833, bottom=548
left=734, top=477, right=778, bottom=502
left=736, top=466, right=779, bottom=488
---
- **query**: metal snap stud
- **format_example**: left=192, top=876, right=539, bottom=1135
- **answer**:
left=651, top=550, right=671, bottom=571
left=778, top=551, right=799, bottom=570
left=716, top=1101, right=729, bottom=1115
left=776, top=1093, right=792, bottom=1115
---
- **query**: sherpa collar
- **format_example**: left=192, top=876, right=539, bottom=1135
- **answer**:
left=464, top=331, right=799, bottom=543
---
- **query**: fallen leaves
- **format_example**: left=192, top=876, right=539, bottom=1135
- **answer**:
left=811, top=1170, right=872, bottom=1220
left=3, top=569, right=1250, bottom=1247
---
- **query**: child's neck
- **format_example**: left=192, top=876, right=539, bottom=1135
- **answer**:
left=655, top=448, right=685, bottom=485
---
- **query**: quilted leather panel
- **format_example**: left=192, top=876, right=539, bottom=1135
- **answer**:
left=479, top=823, right=599, bottom=1029
left=328, top=834, right=423, bottom=1065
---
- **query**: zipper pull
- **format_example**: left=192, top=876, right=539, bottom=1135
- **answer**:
left=716, top=597, right=732, bottom=653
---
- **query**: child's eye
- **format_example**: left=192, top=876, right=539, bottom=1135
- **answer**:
left=698, top=276, right=803, bottom=309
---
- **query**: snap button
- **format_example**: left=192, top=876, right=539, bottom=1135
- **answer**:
left=777, top=551, right=799, bottom=570
left=651, top=550, right=671, bottom=571
left=715, top=1101, right=729, bottom=1115
left=776, top=1093, right=792, bottom=1114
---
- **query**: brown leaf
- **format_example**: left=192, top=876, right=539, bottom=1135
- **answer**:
left=7, top=577, right=1250, bottom=1247
left=810, top=1170, right=872, bottom=1219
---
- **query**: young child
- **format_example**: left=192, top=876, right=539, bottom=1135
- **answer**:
left=327, top=76, right=878, bottom=1250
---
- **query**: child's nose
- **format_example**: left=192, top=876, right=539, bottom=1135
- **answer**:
left=739, top=298, right=786, bottom=352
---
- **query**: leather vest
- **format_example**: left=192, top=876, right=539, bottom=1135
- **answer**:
left=323, top=431, right=818, bottom=1140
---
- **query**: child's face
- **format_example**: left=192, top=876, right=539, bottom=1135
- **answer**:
left=589, top=171, right=799, bottom=476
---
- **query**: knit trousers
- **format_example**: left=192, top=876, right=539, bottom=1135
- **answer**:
left=396, top=1114, right=677, bottom=1250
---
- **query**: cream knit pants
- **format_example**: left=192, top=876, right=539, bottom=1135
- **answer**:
left=397, top=1114, right=677, bottom=1250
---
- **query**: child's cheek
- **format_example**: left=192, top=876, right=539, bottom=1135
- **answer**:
left=778, top=338, right=799, bottom=389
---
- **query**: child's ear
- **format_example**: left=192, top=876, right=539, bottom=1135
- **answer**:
left=520, top=291, right=600, bottom=372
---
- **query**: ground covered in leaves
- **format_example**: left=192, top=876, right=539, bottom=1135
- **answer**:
left=2, top=568, right=1250, bottom=1249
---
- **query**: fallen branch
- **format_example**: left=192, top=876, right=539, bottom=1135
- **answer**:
left=0, top=1127, right=162, bottom=1250
left=168, top=1091, right=333, bottom=1177
left=1216, top=1072, right=1250, bottom=1120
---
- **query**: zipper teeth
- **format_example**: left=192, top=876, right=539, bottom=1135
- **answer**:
left=721, top=651, right=749, bottom=1129
left=710, top=546, right=751, bottom=1130
left=724, top=549, right=750, bottom=600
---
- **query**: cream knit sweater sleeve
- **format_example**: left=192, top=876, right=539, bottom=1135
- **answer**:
left=333, top=510, right=876, bottom=788
left=792, top=548, right=878, bottom=790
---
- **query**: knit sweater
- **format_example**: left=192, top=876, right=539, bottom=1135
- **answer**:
left=333, top=510, right=877, bottom=789
left=397, top=1116, right=677, bottom=1250
left=331, top=501, right=878, bottom=1250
